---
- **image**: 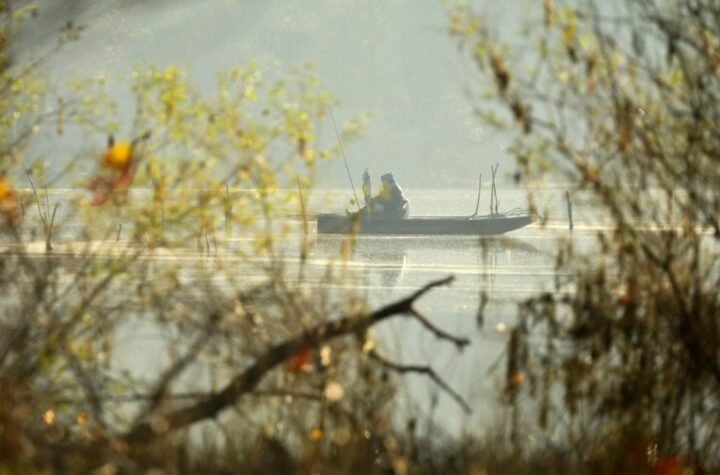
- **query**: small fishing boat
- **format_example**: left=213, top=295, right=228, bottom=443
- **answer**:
left=316, top=208, right=533, bottom=235
left=319, top=153, right=531, bottom=235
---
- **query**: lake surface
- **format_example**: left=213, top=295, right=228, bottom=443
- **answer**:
left=221, top=187, right=601, bottom=435
left=299, top=187, right=595, bottom=435
left=21, top=186, right=605, bottom=437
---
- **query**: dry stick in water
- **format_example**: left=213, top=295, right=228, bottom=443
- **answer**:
left=566, top=190, right=574, bottom=231
left=471, top=173, right=482, bottom=217
left=489, top=164, right=500, bottom=215
left=489, top=170, right=494, bottom=215
left=46, top=203, right=59, bottom=251
left=161, top=199, right=165, bottom=236
left=25, top=172, right=54, bottom=251
left=43, top=186, right=59, bottom=251
left=297, top=179, right=310, bottom=282
left=492, top=164, right=500, bottom=215
left=224, top=183, right=231, bottom=237
left=25, top=172, right=45, bottom=223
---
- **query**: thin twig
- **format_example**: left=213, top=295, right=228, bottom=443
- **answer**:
left=46, top=202, right=59, bottom=251
left=64, top=349, right=107, bottom=428
left=57, top=389, right=323, bottom=405
left=369, top=350, right=471, bottom=413
left=131, top=312, right=220, bottom=427
left=408, top=306, right=470, bottom=349
left=24, top=170, right=47, bottom=228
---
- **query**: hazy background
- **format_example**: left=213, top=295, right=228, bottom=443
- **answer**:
left=15, top=1, right=576, bottom=436
left=18, top=0, right=523, bottom=188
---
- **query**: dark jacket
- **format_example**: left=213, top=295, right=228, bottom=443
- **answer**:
left=367, top=175, right=410, bottom=219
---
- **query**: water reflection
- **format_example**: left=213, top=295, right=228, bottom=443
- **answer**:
left=314, top=236, right=409, bottom=288
left=314, top=235, right=541, bottom=293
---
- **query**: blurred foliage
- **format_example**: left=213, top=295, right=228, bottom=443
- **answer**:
left=450, top=0, right=720, bottom=472
left=0, top=1, right=469, bottom=474
left=13, top=0, right=720, bottom=472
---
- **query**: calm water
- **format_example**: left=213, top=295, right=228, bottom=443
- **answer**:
left=25, top=187, right=605, bottom=436
left=301, top=187, right=595, bottom=435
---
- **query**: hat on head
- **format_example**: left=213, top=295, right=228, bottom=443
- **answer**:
left=380, top=173, right=395, bottom=183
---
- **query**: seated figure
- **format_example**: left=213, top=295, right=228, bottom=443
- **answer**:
left=365, top=173, right=410, bottom=219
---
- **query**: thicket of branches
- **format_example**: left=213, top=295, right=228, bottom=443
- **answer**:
left=6, top=0, right=720, bottom=473
left=0, top=2, right=471, bottom=473
left=451, top=0, right=720, bottom=472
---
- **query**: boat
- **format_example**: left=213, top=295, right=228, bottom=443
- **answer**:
left=318, top=164, right=533, bottom=235
left=316, top=208, right=533, bottom=235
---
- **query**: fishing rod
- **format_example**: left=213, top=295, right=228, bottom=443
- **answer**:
left=329, top=107, right=361, bottom=211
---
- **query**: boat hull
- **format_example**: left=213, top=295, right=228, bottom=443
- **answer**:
left=316, top=213, right=532, bottom=235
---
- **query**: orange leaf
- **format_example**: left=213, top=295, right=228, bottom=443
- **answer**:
left=0, top=177, right=21, bottom=225
left=655, top=456, right=685, bottom=475
left=511, top=371, right=525, bottom=386
left=618, top=293, right=633, bottom=306
left=89, top=169, right=135, bottom=206
left=286, top=348, right=312, bottom=373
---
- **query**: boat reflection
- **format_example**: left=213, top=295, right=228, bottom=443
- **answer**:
left=315, top=235, right=538, bottom=256
left=313, top=235, right=540, bottom=290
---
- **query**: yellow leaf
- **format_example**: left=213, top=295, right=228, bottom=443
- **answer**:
left=244, top=84, right=256, bottom=101
left=309, top=427, right=324, bottom=441
left=103, top=142, right=133, bottom=170
left=43, top=410, right=55, bottom=425
left=563, top=21, right=576, bottom=47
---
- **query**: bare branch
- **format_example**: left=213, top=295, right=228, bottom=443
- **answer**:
left=408, top=305, right=469, bottom=349
left=130, top=312, right=220, bottom=427
left=64, top=349, right=107, bottom=428
left=405, top=275, right=455, bottom=302
left=368, top=350, right=471, bottom=414
left=122, top=275, right=456, bottom=444
left=54, top=388, right=322, bottom=405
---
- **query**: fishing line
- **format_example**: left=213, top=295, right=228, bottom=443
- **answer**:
left=329, top=107, right=361, bottom=211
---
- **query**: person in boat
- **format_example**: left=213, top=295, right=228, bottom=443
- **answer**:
left=363, top=172, right=410, bottom=219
